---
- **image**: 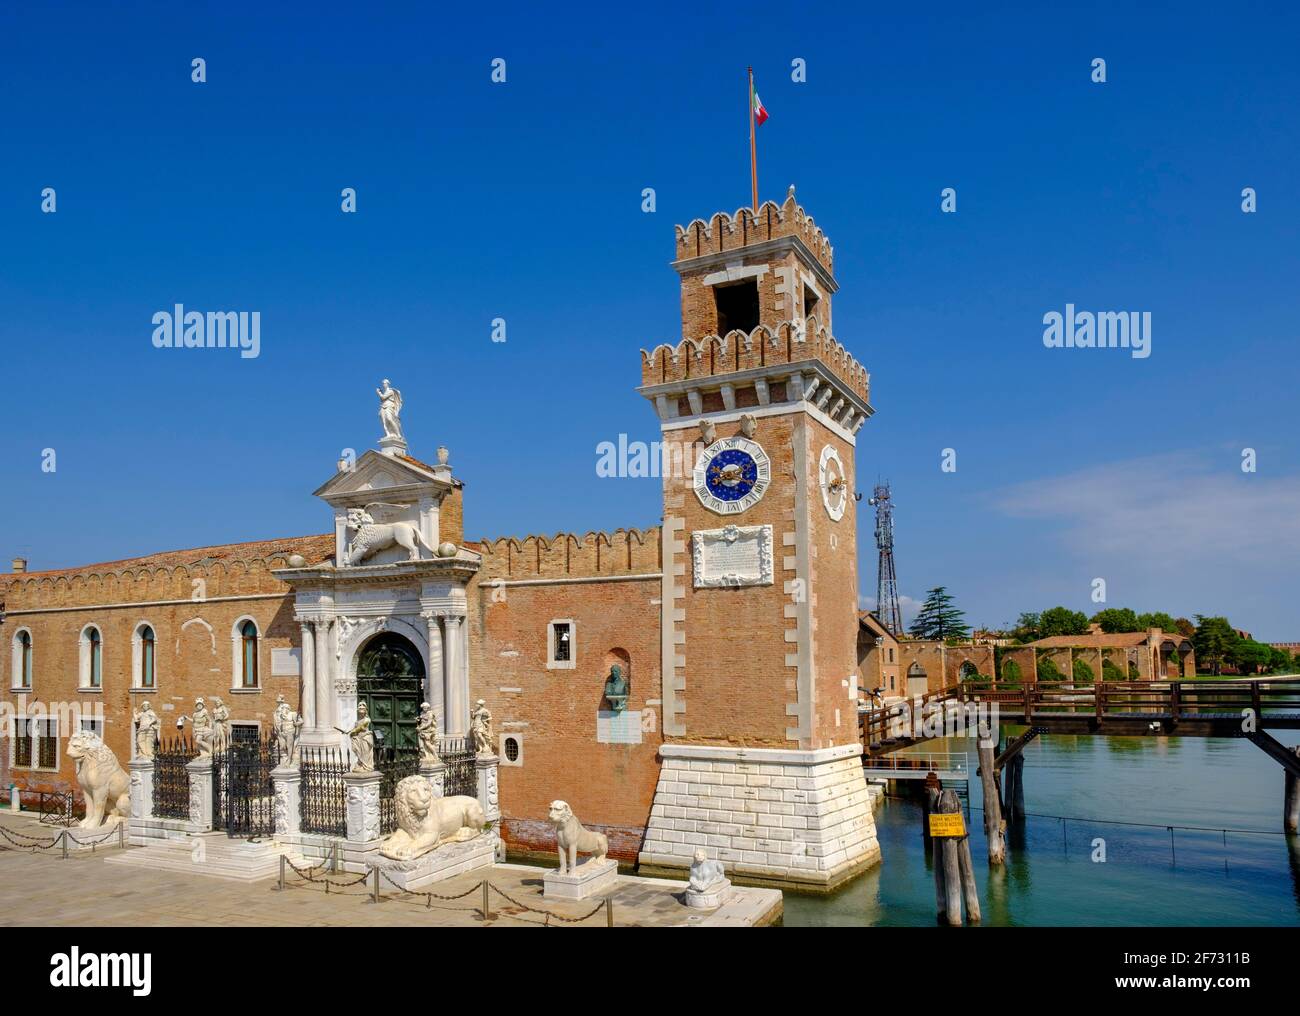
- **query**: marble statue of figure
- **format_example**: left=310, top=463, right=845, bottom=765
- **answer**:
left=210, top=697, right=232, bottom=755
left=67, top=732, right=131, bottom=828
left=471, top=699, right=493, bottom=755
left=178, top=697, right=214, bottom=757
left=377, top=379, right=403, bottom=441
left=417, top=703, right=439, bottom=764
left=378, top=775, right=485, bottom=861
left=132, top=700, right=160, bottom=759
left=688, top=848, right=727, bottom=893
left=273, top=694, right=303, bottom=763
left=548, top=800, right=608, bottom=874
left=344, top=702, right=375, bottom=772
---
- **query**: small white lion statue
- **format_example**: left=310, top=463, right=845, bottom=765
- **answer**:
left=346, top=506, right=436, bottom=566
left=66, top=732, right=131, bottom=829
left=548, top=800, right=608, bottom=873
left=379, top=776, right=485, bottom=861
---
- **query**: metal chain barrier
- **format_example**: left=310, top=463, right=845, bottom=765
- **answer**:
left=280, top=855, right=372, bottom=893
left=0, top=825, right=62, bottom=851
left=488, top=882, right=609, bottom=924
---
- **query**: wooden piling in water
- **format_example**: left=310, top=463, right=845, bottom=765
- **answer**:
left=931, top=788, right=978, bottom=926
left=977, top=738, right=1006, bottom=865
left=1006, top=752, right=1026, bottom=822
left=1285, top=747, right=1300, bottom=834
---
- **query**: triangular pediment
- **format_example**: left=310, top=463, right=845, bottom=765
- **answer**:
left=313, top=450, right=447, bottom=505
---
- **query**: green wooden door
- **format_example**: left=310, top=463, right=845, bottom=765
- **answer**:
left=355, top=633, right=425, bottom=760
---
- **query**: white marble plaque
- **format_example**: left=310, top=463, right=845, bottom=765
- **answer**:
left=692, top=524, right=774, bottom=588
left=271, top=648, right=301, bottom=676
left=596, top=710, right=642, bottom=745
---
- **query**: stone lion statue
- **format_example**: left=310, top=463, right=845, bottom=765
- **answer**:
left=548, top=800, right=607, bottom=873
left=66, top=732, right=131, bottom=829
left=346, top=506, right=436, bottom=566
left=379, top=776, right=485, bottom=861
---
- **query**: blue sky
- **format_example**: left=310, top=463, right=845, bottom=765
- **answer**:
left=2, top=2, right=1298, bottom=637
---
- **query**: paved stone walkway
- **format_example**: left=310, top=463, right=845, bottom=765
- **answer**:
left=0, top=813, right=781, bottom=927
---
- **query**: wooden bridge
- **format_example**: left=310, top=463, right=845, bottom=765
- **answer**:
left=859, top=677, right=1300, bottom=830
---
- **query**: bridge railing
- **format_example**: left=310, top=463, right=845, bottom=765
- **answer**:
left=859, top=677, right=1300, bottom=744
left=863, top=751, right=969, bottom=776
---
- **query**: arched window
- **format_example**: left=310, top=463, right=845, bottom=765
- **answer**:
left=80, top=626, right=103, bottom=689
left=89, top=628, right=102, bottom=687
left=13, top=630, right=33, bottom=689
left=139, top=625, right=156, bottom=688
left=240, top=620, right=259, bottom=688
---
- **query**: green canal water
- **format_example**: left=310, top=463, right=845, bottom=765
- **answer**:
left=783, top=732, right=1300, bottom=926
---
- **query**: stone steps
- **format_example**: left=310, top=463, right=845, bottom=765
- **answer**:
left=107, top=833, right=300, bottom=882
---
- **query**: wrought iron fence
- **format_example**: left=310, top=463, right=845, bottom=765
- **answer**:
left=300, top=745, right=347, bottom=837
left=38, top=791, right=83, bottom=827
left=439, top=737, right=477, bottom=798
left=153, top=735, right=198, bottom=820
left=378, top=748, right=421, bottom=835
left=215, top=733, right=281, bottom=838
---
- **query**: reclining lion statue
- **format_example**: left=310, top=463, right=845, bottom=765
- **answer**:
left=66, top=731, right=131, bottom=829
left=379, top=775, right=485, bottom=861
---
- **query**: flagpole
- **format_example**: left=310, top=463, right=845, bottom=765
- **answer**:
left=748, top=66, right=758, bottom=212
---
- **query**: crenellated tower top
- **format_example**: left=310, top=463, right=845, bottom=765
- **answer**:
left=641, top=186, right=871, bottom=438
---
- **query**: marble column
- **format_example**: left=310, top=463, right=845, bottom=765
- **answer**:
left=314, top=619, right=332, bottom=734
left=343, top=770, right=383, bottom=845
left=443, top=615, right=464, bottom=738
left=271, top=765, right=301, bottom=837
left=186, top=756, right=214, bottom=831
left=423, top=611, right=445, bottom=727
left=299, top=620, right=317, bottom=731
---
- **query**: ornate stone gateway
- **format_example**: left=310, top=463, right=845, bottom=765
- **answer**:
left=356, top=633, right=425, bottom=757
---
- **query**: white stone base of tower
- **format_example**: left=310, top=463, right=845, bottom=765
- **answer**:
left=637, top=743, right=880, bottom=892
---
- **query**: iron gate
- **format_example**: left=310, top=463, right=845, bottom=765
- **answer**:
left=153, top=735, right=198, bottom=819
left=214, top=733, right=280, bottom=838
left=439, top=737, right=477, bottom=798
left=378, top=747, right=421, bottom=835
left=300, top=746, right=347, bottom=836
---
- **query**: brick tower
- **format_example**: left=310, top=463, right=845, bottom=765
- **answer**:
left=636, top=188, right=881, bottom=890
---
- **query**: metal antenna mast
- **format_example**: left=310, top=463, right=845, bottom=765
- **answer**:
left=869, top=483, right=902, bottom=637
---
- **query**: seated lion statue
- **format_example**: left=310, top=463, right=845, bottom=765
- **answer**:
left=66, top=731, right=131, bottom=829
left=379, top=775, right=485, bottom=861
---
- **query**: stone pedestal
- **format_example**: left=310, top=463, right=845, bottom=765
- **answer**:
left=475, top=753, right=500, bottom=826
left=271, top=765, right=302, bottom=837
left=343, top=769, right=383, bottom=846
left=63, top=822, right=127, bottom=850
left=128, top=757, right=154, bottom=823
left=684, top=879, right=733, bottom=909
left=186, top=756, right=215, bottom=831
left=421, top=759, right=446, bottom=799
left=368, top=836, right=494, bottom=891
left=11, top=785, right=21, bottom=812
left=543, top=857, right=618, bottom=900
left=638, top=743, right=880, bottom=892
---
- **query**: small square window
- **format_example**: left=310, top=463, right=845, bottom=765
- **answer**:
left=547, top=621, right=576, bottom=670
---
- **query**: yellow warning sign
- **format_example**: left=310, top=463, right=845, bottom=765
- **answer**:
left=929, top=813, right=967, bottom=838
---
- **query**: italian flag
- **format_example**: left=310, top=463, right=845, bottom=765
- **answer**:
left=752, top=87, right=769, bottom=126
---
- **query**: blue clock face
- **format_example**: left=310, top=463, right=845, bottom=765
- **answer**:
left=705, top=449, right=759, bottom=502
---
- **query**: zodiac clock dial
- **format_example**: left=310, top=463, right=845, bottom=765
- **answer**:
left=819, top=445, right=848, bottom=521
left=693, top=436, right=771, bottom=515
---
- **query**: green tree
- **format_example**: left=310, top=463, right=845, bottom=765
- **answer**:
left=1039, top=606, right=1089, bottom=638
left=1266, top=647, right=1291, bottom=673
left=1091, top=607, right=1141, bottom=633
left=1001, top=659, right=1023, bottom=685
left=1137, top=611, right=1179, bottom=632
left=908, top=587, right=971, bottom=642
left=1193, top=616, right=1239, bottom=676
left=1037, top=651, right=1064, bottom=681
left=1229, top=639, right=1272, bottom=675
left=1072, top=658, right=1095, bottom=685
left=1174, top=617, right=1196, bottom=639
left=1102, top=658, right=1125, bottom=682
left=1012, top=612, right=1041, bottom=643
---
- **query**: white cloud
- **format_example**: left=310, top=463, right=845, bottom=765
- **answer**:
left=991, top=448, right=1300, bottom=564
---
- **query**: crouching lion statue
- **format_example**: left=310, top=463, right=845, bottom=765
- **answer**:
left=66, top=732, right=131, bottom=829
left=379, top=776, right=485, bottom=861
left=548, top=800, right=608, bottom=873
